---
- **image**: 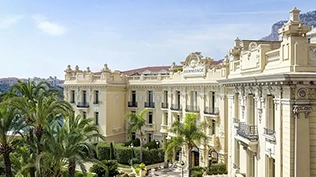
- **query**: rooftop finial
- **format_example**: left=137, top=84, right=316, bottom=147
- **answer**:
left=289, top=7, right=301, bottom=22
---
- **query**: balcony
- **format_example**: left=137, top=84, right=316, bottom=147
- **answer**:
left=144, top=123, right=155, bottom=132
left=185, top=105, right=200, bottom=113
left=93, top=101, right=99, bottom=105
left=76, top=102, right=89, bottom=109
left=170, top=104, right=182, bottom=111
left=161, top=102, right=169, bottom=110
left=263, top=127, right=276, bottom=142
left=144, top=102, right=155, bottom=108
left=204, top=107, right=219, bottom=115
left=160, top=124, right=169, bottom=134
left=235, top=122, right=258, bottom=152
left=128, top=101, right=138, bottom=108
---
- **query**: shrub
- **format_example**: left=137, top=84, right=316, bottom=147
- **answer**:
left=89, top=160, right=120, bottom=177
left=143, top=141, right=159, bottom=149
left=96, top=142, right=111, bottom=160
left=191, top=166, right=206, bottom=177
left=206, top=163, right=227, bottom=175
left=115, top=145, right=133, bottom=164
left=123, top=138, right=140, bottom=147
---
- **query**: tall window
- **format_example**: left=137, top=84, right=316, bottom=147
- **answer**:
left=164, top=90, right=168, bottom=103
left=131, top=132, right=136, bottom=140
left=131, top=91, right=136, bottom=102
left=191, top=91, right=197, bottom=106
left=248, top=94, right=255, bottom=125
left=165, top=112, right=168, bottom=125
left=148, top=112, right=153, bottom=124
left=267, top=95, right=275, bottom=130
left=266, top=156, right=275, bottom=177
left=148, top=90, right=153, bottom=103
left=211, top=91, right=216, bottom=111
left=83, top=90, right=87, bottom=103
left=235, top=93, right=239, bottom=120
left=71, top=90, right=75, bottom=103
left=95, top=112, right=99, bottom=125
left=94, top=90, right=99, bottom=104
left=177, top=91, right=181, bottom=106
left=212, top=120, right=216, bottom=135
left=83, top=111, right=87, bottom=119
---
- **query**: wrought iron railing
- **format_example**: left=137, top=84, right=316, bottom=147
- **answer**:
left=161, top=102, right=168, bottom=109
left=76, top=102, right=89, bottom=108
left=237, top=122, right=258, bottom=141
left=144, top=102, right=155, bottom=108
left=204, top=107, right=219, bottom=115
left=128, top=101, right=137, bottom=107
left=264, top=127, right=275, bottom=136
left=185, top=105, right=200, bottom=113
left=170, top=104, right=182, bottom=111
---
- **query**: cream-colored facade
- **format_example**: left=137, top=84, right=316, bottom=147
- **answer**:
left=63, top=7, right=316, bottom=176
left=63, top=53, right=229, bottom=168
left=221, top=7, right=316, bottom=177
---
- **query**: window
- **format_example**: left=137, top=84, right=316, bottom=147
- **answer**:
left=266, top=156, right=275, bottom=177
left=192, top=91, right=197, bottom=106
left=235, top=93, right=239, bottom=120
left=148, top=112, right=153, bottom=124
left=148, top=133, right=152, bottom=142
left=71, top=90, right=75, bottom=103
left=131, top=91, right=136, bottom=102
left=177, top=91, right=181, bottom=106
left=177, top=115, right=180, bottom=122
left=267, top=95, right=275, bottom=130
left=248, top=94, right=255, bottom=125
left=95, top=112, right=99, bottom=125
left=165, top=112, right=168, bottom=125
left=164, top=90, right=168, bottom=103
left=212, top=120, right=216, bottom=135
left=211, top=91, right=215, bottom=111
left=83, top=90, right=87, bottom=103
left=131, top=132, right=136, bottom=140
left=83, top=111, right=87, bottom=119
left=148, top=90, right=153, bottom=103
left=94, top=90, right=99, bottom=104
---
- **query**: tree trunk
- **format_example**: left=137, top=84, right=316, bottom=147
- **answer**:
left=3, top=153, right=13, bottom=177
left=68, top=159, right=76, bottom=177
left=187, top=146, right=192, bottom=177
left=28, top=128, right=36, bottom=177
left=139, top=132, right=143, bottom=162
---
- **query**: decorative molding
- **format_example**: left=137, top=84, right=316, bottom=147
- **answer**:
left=257, top=108, right=262, bottom=124
left=297, top=88, right=307, bottom=99
left=293, top=105, right=312, bottom=119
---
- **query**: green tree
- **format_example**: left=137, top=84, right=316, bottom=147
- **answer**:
left=0, top=102, right=25, bottom=177
left=168, top=113, right=209, bottom=177
left=8, top=79, right=73, bottom=176
left=125, top=109, right=148, bottom=163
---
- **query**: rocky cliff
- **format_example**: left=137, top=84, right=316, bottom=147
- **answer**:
left=261, top=10, right=316, bottom=41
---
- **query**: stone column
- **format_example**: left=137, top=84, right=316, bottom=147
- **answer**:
left=293, top=105, right=312, bottom=177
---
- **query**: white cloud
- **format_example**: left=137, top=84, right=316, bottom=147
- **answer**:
left=32, top=14, right=66, bottom=36
left=0, top=15, right=24, bottom=30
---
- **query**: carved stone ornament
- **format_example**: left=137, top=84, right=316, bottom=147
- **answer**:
left=310, top=47, right=316, bottom=61
left=297, top=88, right=307, bottom=99
left=257, top=108, right=262, bottom=124
left=293, top=105, right=312, bottom=119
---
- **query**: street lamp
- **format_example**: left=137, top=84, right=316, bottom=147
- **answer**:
left=155, top=139, right=159, bottom=148
left=181, top=161, right=185, bottom=177
left=130, top=143, right=134, bottom=167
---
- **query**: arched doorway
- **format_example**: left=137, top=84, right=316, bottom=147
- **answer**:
left=208, top=149, right=218, bottom=168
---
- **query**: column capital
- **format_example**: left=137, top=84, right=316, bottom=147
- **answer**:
left=293, top=105, right=312, bottom=119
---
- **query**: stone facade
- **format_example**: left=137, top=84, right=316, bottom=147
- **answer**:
left=63, top=7, right=316, bottom=176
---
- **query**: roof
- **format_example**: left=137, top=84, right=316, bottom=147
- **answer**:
left=122, top=66, right=171, bottom=76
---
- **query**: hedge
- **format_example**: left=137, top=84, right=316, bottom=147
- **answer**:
left=206, top=163, right=227, bottom=175
left=96, top=142, right=111, bottom=160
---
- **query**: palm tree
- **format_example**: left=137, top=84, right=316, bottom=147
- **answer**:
left=0, top=102, right=25, bottom=177
left=125, top=109, right=149, bottom=163
left=41, top=114, right=106, bottom=177
left=8, top=79, right=72, bottom=177
left=168, top=113, right=209, bottom=177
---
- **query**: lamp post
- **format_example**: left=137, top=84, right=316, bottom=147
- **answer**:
left=130, top=143, right=134, bottom=167
left=155, top=139, right=159, bottom=148
left=181, top=161, right=185, bottom=177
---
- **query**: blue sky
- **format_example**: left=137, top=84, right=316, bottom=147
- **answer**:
left=0, top=0, right=315, bottom=79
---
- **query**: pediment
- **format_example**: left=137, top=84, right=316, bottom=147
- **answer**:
left=182, top=51, right=204, bottom=67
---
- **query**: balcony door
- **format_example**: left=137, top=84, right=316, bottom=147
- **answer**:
left=83, top=91, right=86, bottom=104
left=132, top=91, right=136, bottom=102
left=148, top=90, right=153, bottom=103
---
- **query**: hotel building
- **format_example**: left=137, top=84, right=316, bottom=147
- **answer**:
left=63, top=7, right=316, bottom=177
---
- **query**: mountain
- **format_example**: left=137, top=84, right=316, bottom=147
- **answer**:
left=261, top=10, right=316, bottom=41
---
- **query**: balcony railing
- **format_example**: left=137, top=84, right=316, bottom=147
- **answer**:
left=185, top=105, right=200, bottom=113
left=237, top=122, right=258, bottom=141
left=144, top=102, right=155, bottom=108
left=76, top=102, right=89, bottom=108
left=204, top=107, right=219, bottom=115
left=128, top=101, right=137, bottom=107
left=170, top=104, right=182, bottom=111
left=93, top=101, right=99, bottom=104
left=161, top=102, right=168, bottom=109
